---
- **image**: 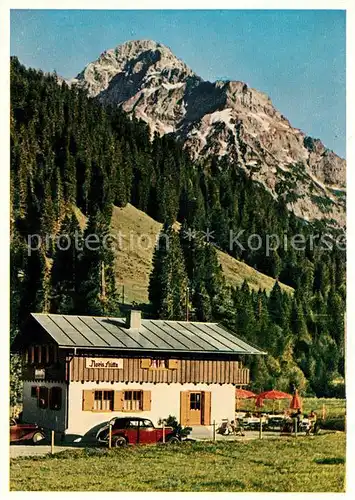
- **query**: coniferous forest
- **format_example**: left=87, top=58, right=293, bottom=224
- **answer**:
left=10, top=57, right=346, bottom=397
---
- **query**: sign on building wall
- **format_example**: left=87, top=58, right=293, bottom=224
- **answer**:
left=85, top=358, right=123, bottom=369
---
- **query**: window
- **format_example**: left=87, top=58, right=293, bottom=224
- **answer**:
left=38, top=387, right=49, bottom=409
left=150, top=359, right=168, bottom=369
left=82, top=389, right=150, bottom=412
left=94, top=390, right=114, bottom=411
left=141, top=358, right=168, bottom=369
left=141, top=419, right=154, bottom=428
left=31, top=386, right=39, bottom=398
left=50, top=387, right=62, bottom=411
left=190, top=393, right=201, bottom=410
left=127, top=419, right=140, bottom=428
left=124, top=390, right=143, bottom=411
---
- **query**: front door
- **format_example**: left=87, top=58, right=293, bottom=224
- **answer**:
left=125, top=419, right=139, bottom=444
left=181, top=391, right=211, bottom=426
left=138, top=419, right=158, bottom=444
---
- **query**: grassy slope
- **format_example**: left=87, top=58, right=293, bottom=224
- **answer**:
left=10, top=433, right=345, bottom=492
left=109, top=203, right=293, bottom=304
left=73, top=203, right=293, bottom=304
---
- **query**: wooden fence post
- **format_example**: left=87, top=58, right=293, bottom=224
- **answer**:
left=213, top=420, right=216, bottom=442
left=322, top=404, right=326, bottom=420
left=259, top=416, right=263, bottom=439
left=108, top=423, right=112, bottom=449
left=51, top=430, right=55, bottom=455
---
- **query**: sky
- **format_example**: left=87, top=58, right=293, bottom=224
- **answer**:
left=10, top=9, right=346, bottom=158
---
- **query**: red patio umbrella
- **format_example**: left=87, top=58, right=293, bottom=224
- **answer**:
left=290, top=390, right=302, bottom=410
left=255, top=390, right=292, bottom=410
left=235, top=388, right=256, bottom=410
left=236, top=389, right=256, bottom=399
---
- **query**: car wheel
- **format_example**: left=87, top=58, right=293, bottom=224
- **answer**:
left=167, top=436, right=180, bottom=445
left=32, top=431, right=45, bottom=444
left=113, top=436, right=127, bottom=448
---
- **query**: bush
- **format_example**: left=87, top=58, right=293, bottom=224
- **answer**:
left=321, top=417, right=345, bottom=432
left=10, top=353, right=22, bottom=409
left=158, top=415, right=192, bottom=439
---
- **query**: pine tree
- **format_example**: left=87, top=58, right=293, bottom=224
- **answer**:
left=149, top=225, right=188, bottom=320
left=50, top=214, right=83, bottom=314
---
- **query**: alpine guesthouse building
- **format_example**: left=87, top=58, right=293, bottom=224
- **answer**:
left=14, top=310, right=265, bottom=441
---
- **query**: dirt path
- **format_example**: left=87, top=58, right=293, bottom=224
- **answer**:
left=10, top=445, right=69, bottom=458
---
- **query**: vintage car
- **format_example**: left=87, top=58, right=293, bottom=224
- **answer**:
left=96, top=417, right=178, bottom=447
left=10, top=418, right=46, bottom=444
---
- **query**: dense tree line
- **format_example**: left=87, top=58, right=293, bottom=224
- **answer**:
left=149, top=225, right=345, bottom=396
left=10, top=58, right=345, bottom=396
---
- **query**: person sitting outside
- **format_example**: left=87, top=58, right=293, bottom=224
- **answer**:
left=230, top=420, right=245, bottom=436
left=291, top=409, right=303, bottom=431
left=307, top=410, right=318, bottom=435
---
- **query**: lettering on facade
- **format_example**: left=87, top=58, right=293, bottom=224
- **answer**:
left=85, top=358, right=123, bottom=369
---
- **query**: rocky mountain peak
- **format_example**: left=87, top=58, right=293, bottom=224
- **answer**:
left=69, top=40, right=346, bottom=227
left=71, top=39, right=197, bottom=101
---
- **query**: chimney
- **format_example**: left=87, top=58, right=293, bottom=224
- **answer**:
left=126, top=310, right=142, bottom=329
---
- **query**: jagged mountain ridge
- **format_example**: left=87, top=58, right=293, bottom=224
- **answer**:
left=69, top=39, right=346, bottom=226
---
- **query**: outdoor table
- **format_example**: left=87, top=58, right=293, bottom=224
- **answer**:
left=235, top=412, right=247, bottom=419
left=242, top=416, right=267, bottom=430
left=266, top=415, right=286, bottom=430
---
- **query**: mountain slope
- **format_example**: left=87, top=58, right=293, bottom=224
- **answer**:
left=109, top=204, right=293, bottom=304
left=73, top=202, right=293, bottom=304
left=70, top=39, right=346, bottom=227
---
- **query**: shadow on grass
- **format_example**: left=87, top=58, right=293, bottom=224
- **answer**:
left=199, top=479, right=246, bottom=490
left=250, top=459, right=274, bottom=467
left=314, top=457, right=345, bottom=465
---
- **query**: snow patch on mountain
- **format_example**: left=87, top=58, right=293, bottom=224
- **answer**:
left=69, top=39, right=346, bottom=227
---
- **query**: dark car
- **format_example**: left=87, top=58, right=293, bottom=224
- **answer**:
left=96, top=417, right=178, bottom=447
left=10, top=418, right=46, bottom=444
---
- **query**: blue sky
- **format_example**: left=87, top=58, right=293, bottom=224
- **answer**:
left=10, top=9, right=346, bottom=157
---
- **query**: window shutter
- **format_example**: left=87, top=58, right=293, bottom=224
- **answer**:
left=114, top=391, right=124, bottom=411
left=141, top=359, right=151, bottom=369
left=45, top=345, right=50, bottom=364
left=180, top=392, right=190, bottom=426
left=202, top=391, right=211, bottom=425
left=82, top=390, right=94, bottom=411
left=142, top=391, right=151, bottom=411
left=29, top=346, right=34, bottom=364
left=168, top=359, right=179, bottom=370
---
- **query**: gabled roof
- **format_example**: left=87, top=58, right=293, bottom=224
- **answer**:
left=29, top=313, right=266, bottom=355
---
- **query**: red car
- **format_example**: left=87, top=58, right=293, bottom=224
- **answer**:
left=10, top=418, right=46, bottom=444
left=96, top=417, right=178, bottom=447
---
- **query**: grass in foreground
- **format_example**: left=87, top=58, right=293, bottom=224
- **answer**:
left=10, top=433, right=345, bottom=492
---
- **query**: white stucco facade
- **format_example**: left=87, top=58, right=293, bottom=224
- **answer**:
left=22, top=381, right=67, bottom=432
left=66, top=382, right=235, bottom=439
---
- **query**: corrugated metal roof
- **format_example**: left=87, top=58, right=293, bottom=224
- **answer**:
left=30, top=313, right=266, bottom=355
